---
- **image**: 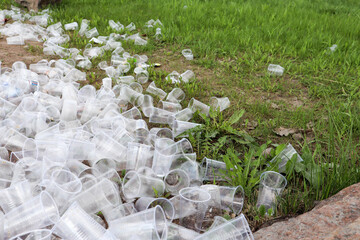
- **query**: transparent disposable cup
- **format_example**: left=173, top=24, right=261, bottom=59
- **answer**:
left=201, top=184, right=245, bottom=215
left=4, top=191, right=59, bottom=239
left=270, top=143, right=303, bottom=173
left=52, top=202, right=113, bottom=240
left=45, top=169, right=82, bottom=213
left=164, top=169, right=190, bottom=195
left=208, top=216, right=228, bottom=230
left=64, top=22, right=79, bottom=30
left=60, top=99, right=78, bottom=121
left=166, top=88, right=185, bottom=103
left=256, top=171, right=287, bottom=215
left=158, top=100, right=182, bottom=113
left=122, top=170, right=165, bottom=200
left=179, top=187, right=211, bottom=232
left=167, top=222, right=200, bottom=240
left=182, top=49, right=193, bottom=60
left=96, top=169, right=122, bottom=189
left=3, top=128, right=29, bottom=152
left=149, top=108, right=174, bottom=124
left=141, top=95, right=154, bottom=117
left=122, top=106, right=142, bottom=120
left=0, top=180, right=33, bottom=214
left=71, top=178, right=120, bottom=214
left=135, top=197, right=175, bottom=221
left=188, top=98, right=210, bottom=116
left=136, top=70, right=149, bottom=84
left=193, top=214, right=254, bottom=240
left=102, top=202, right=137, bottom=225
left=0, top=147, right=9, bottom=160
left=180, top=70, right=195, bottom=83
left=149, top=128, right=174, bottom=145
left=119, top=85, right=144, bottom=107
left=200, top=157, right=228, bottom=182
left=172, top=108, right=193, bottom=122
left=209, top=97, right=230, bottom=112
left=7, top=36, right=25, bottom=45
left=9, top=229, right=53, bottom=240
left=171, top=120, right=201, bottom=137
left=146, top=82, right=167, bottom=100
left=126, top=142, right=154, bottom=170
left=268, top=64, right=284, bottom=76
left=109, top=205, right=167, bottom=240
left=85, top=27, right=99, bottom=38
left=130, top=82, right=143, bottom=93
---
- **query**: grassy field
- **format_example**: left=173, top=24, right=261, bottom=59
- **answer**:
left=3, top=0, right=360, bottom=230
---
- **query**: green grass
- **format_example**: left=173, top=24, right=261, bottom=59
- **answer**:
left=4, top=0, right=360, bottom=231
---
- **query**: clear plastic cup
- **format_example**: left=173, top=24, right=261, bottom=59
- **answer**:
left=85, top=27, right=99, bottom=38
left=126, top=142, right=154, bottom=170
left=4, top=191, right=59, bottom=239
left=209, top=97, right=230, bottom=112
left=60, top=99, right=78, bottom=122
left=64, top=22, right=79, bottom=31
left=102, top=202, right=137, bottom=225
left=71, top=178, right=120, bottom=214
left=188, top=98, right=210, bottom=116
left=200, top=157, right=228, bottom=182
left=122, top=170, right=165, bottom=200
left=135, top=197, right=175, bottom=221
left=166, top=88, right=185, bottom=103
left=179, top=187, right=211, bottom=232
left=149, top=108, right=174, bottom=124
left=6, top=36, right=25, bottom=45
left=146, top=82, right=167, bottom=100
left=268, top=64, right=284, bottom=76
left=270, top=144, right=303, bottom=172
left=180, top=70, right=195, bottom=83
left=256, top=171, right=287, bottom=215
left=141, top=95, right=154, bottom=117
left=182, top=49, right=193, bottom=60
left=193, top=214, right=254, bottom=240
left=164, top=169, right=190, bottom=195
left=171, top=120, right=201, bottom=137
left=52, top=202, right=114, bottom=240
left=167, top=222, right=200, bottom=240
left=45, top=169, right=82, bottom=213
left=9, top=229, right=53, bottom=240
left=109, top=205, right=167, bottom=240
left=158, top=100, right=182, bottom=113
left=172, top=108, right=193, bottom=122
left=0, top=180, right=33, bottom=214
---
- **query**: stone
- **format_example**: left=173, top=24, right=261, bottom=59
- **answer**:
left=14, top=0, right=62, bottom=11
left=254, top=182, right=360, bottom=240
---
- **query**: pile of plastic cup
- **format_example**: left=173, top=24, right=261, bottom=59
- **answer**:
left=0, top=6, right=294, bottom=240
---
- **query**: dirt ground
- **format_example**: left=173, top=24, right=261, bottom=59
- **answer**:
left=0, top=37, right=46, bottom=68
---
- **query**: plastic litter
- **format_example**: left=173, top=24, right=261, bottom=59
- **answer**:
left=268, top=64, right=284, bottom=76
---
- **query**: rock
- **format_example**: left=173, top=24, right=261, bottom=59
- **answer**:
left=254, top=182, right=360, bottom=240
left=14, top=0, right=62, bottom=11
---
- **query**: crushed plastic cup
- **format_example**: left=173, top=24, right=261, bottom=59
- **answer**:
left=122, top=169, right=165, bottom=200
left=268, top=64, right=284, bottom=76
left=164, top=169, right=191, bottom=195
left=109, top=205, right=167, bottom=240
left=182, top=49, right=193, bottom=60
left=193, top=214, right=254, bottom=240
left=52, top=202, right=116, bottom=240
left=256, top=171, right=287, bottom=215
left=4, top=191, right=59, bottom=239
left=270, top=143, right=303, bottom=172
left=64, top=22, right=79, bottom=31
left=329, top=44, right=337, bottom=52
left=6, top=36, right=25, bottom=45
left=180, top=70, right=195, bottom=83
left=126, top=22, right=136, bottom=31
left=188, top=98, right=210, bottom=116
left=135, top=197, right=175, bottom=221
left=209, top=97, right=230, bottom=112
